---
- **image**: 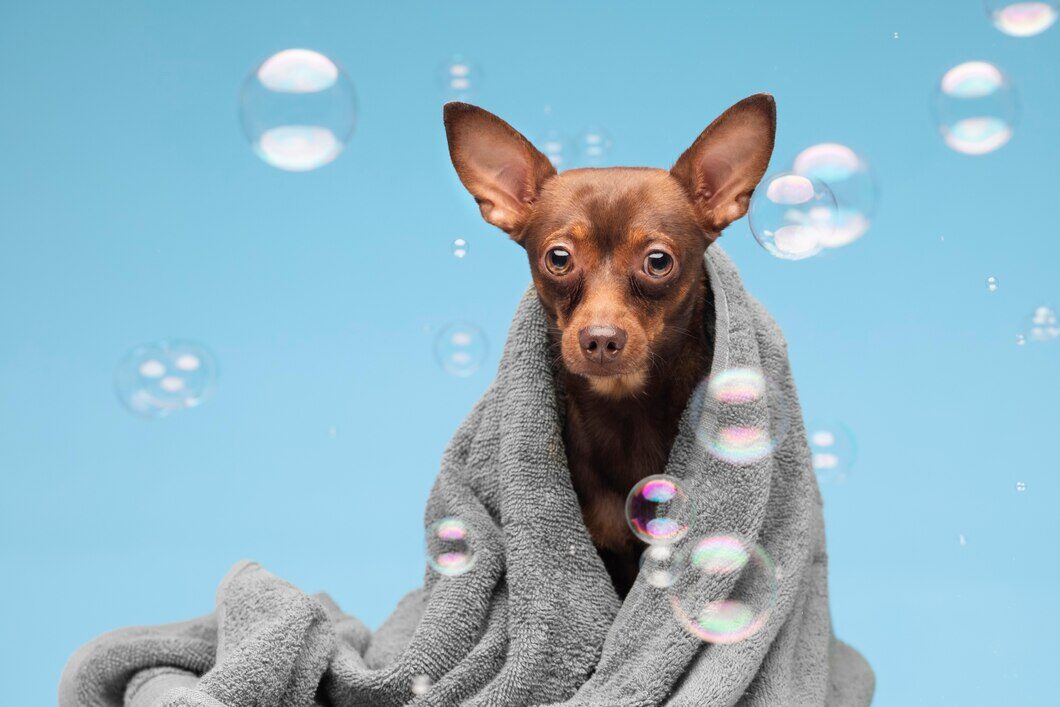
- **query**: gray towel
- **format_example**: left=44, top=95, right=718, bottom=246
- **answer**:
left=59, top=246, right=874, bottom=706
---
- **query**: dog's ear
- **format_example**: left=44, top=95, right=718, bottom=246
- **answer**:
left=670, top=94, right=777, bottom=236
left=444, top=102, right=556, bottom=239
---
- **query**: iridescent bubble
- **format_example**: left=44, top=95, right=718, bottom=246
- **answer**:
left=986, top=276, right=999, bottom=292
left=115, top=340, right=217, bottom=418
left=433, top=322, right=488, bottom=377
left=438, top=55, right=481, bottom=101
left=933, top=62, right=1017, bottom=156
left=792, top=143, right=877, bottom=248
left=670, top=535, right=778, bottom=644
left=986, top=1, right=1058, bottom=36
left=806, top=420, right=857, bottom=483
left=625, top=475, right=694, bottom=545
left=640, top=545, right=679, bottom=588
left=451, top=238, right=469, bottom=259
left=698, top=368, right=792, bottom=465
left=577, top=126, right=613, bottom=166
left=538, top=128, right=571, bottom=170
left=240, top=49, right=356, bottom=172
left=426, top=517, right=476, bottom=576
left=748, top=173, right=837, bottom=260
left=1027, top=305, right=1059, bottom=343
left=411, top=674, right=433, bottom=696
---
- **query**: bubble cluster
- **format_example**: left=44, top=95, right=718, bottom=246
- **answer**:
left=806, top=420, right=857, bottom=483
left=451, top=238, right=469, bottom=259
left=426, top=517, right=476, bottom=576
left=986, top=1, right=1058, bottom=36
left=240, top=49, right=357, bottom=172
left=1026, top=305, right=1059, bottom=342
left=115, top=340, right=217, bottom=418
left=748, top=173, right=837, bottom=260
left=439, top=55, right=481, bottom=101
left=577, top=127, right=613, bottom=166
left=933, top=61, right=1017, bottom=156
left=670, top=535, right=778, bottom=644
left=792, top=143, right=877, bottom=248
left=698, top=368, right=791, bottom=465
left=433, top=322, right=488, bottom=377
left=626, top=475, right=694, bottom=545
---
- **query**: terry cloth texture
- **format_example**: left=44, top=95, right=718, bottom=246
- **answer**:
left=60, top=246, right=874, bottom=707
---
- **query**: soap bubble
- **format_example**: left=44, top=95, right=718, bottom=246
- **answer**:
left=1016, top=333, right=1027, bottom=346
left=987, top=276, right=999, bottom=292
left=792, top=143, right=876, bottom=248
left=933, top=61, right=1017, bottom=156
left=426, top=517, right=476, bottom=576
left=670, top=535, right=778, bottom=644
left=986, top=1, right=1057, bottom=36
left=697, top=367, right=792, bottom=465
left=115, top=340, right=217, bottom=418
left=626, top=475, right=694, bottom=545
left=747, top=173, right=837, bottom=260
left=538, top=128, right=572, bottom=170
left=439, top=55, right=481, bottom=101
left=451, top=238, right=469, bottom=259
left=1026, top=305, right=1059, bottom=342
left=240, top=49, right=357, bottom=172
left=1016, top=481, right=1027, bottom=492
left=577, top=126, right=613, bottom=166
left=434, top=322, right=488, bottom=377
left=806, top=420, right=857, bottom=483
left=411, top=674, right=433, bottom=696
left=640, top=544, right=679, bottom=588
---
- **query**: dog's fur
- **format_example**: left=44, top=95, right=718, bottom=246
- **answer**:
left=444, top=95, right=776, bottom=596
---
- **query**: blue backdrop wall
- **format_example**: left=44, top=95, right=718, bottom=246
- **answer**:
left=1, top=1, right=1057, bottom=704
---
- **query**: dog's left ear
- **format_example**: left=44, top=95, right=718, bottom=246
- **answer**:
left=670, top=93, right=776, bottom=236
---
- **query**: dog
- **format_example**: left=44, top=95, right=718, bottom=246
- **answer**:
left=443, top=95, right=776, bottom=597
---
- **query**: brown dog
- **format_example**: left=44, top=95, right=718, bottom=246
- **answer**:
left=444, top=95, right=776, bottom=597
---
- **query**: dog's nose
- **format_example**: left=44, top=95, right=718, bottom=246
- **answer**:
left=578, top=325, right=628, bottom=363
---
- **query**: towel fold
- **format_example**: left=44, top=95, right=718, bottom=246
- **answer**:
left=60, top=245, right=873, bottom=706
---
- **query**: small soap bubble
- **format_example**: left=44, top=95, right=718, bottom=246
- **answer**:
left=433, top=322, right=488, bottom=377
left=426, top=517, right=477, bottom=576
left=411, top=674, right=433, bottom=696
left=451, top=238, right=469, bottom=259
left=538, top=128, right=571, bottom=170
left=641, top=544, right=679, bottom=588
left=792, top=143, right=877, bottom=247
left=697, top=368, right=792, bottom=465
left=748, top=173, right=837, bottom=260
left=959, top=533, right=967, bottom=547
left=807, top=420, right=857, bottom=483
left=1026, top=305, right=1059, bottom=343
left=1016, top=333, right=1026, bottom=346
left=240, top=49, right=357, bottom=172
left=577, top=126, right=613, bottom=166
left=670, top=535, right=778, bottom=644
left=933, top=61, right=1017, bottom=156
left=986, top=1, right=1058, bottom=36
left=987, top=276, right=999, bottom=292
left=438, top=55, right=481, bottom=101
left=893, top=31, right=900, bottom=39
left=115, top=340, right=217, bottom=418
left=626, top=475, right=694, bottom=545
left=1015, top=481, right=1027, bottom=492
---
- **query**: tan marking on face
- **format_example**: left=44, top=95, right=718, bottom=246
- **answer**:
left=587, top=370, right=648, bottom=398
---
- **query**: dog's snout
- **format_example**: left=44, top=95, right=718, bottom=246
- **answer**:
left=578, top=325, right=628, bottom=363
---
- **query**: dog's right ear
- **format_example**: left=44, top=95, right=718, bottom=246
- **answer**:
left=444, top=102, right=556, bottom=239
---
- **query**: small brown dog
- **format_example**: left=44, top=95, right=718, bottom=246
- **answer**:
left=444, top=95, right=776, bottom=596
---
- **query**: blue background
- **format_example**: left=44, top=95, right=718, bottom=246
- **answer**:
left=1, top=1, right=1057, bottom=704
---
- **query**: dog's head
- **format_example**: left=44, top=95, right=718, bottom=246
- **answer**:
left=444, top=95, right=775, bottom=397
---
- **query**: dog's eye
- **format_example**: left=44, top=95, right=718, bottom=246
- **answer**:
left=546, top=247, right=572, bottom=275
left=644, top=251, right=674, bottom=277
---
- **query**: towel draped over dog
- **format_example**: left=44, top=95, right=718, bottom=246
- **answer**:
left=60, top=246, right=874, bottom=706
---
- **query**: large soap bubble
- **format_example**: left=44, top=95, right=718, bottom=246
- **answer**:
left=933, top=61, right=1017, bottom=156
left=748, top=173, right=837, bottom=260
left=626, top=475, right=695, bottom=545
left=792, top=143, right=877, bottom=248
left=115, top=339, right=217, bottom=418
left=985, top=1, right=1057, bottom=36
left=240, top=49, right=357, bottom=171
